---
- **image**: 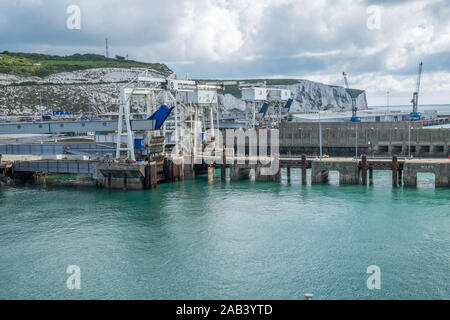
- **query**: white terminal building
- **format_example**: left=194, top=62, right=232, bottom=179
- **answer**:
left=291, top=109, right=438, bottom=122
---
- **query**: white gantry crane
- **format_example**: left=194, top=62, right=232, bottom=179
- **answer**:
left=116, top=74, right=141, bottom=162
left=116, top=71, right=195, bottom=162
left=185, top=81, right=226, bottom=156
left=342, top=72, right=361, bottom=122
left=410, top=62, right=423, bottom=117
left=266, top=87, right=291, bottom=126
left=239, top=82, right=268, bottom=128
left=239, top=82, right=291, bottom=128
left=115, top=70, right=234, bottom=162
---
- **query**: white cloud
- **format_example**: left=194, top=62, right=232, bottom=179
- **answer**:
left=177, top=0, right=244, bottom=61
left=1, top=0, right=450, bottom=104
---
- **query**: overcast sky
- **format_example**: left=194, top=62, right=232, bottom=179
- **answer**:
left=1, top=0, right=450, bottom=105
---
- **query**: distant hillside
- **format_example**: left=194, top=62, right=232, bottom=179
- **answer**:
left=0, top=51, right=172, bottom=77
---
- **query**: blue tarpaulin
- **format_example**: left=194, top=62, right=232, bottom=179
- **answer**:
left=148, top=105, right=174, bottom=129
left=259, top=102, right=269, bottom=117
left=284, top=99, right=293, bottom=112
left=134, top=138, right=145, bottom=150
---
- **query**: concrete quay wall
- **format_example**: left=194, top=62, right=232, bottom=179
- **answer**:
left=403, top=161, right=450, bottom=187
left=280, top=122, right=450, bottom=157
left=311, top=160, right=360, bottom=184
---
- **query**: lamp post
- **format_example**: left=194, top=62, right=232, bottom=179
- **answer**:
left=408, top=121, right=411, bottom=159
left=355, top=122, right=358, bottom=158
left=319, top=112, right=322, bottom=159
left=386, top=90, right=390, bottom=114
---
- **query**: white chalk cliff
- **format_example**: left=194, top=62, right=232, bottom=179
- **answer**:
left=0, top=68, right=367, bottom=116
left=218, top=80, right=368, bottom=113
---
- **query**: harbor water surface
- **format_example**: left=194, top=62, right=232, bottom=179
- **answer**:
left=0, top=170, right=449, bottom=299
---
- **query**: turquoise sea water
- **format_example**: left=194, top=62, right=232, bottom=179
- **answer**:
left=0, top=170, right=449, bottom=300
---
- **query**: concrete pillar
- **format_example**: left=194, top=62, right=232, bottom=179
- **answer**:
left=435, top=163, right=449, bottom=187
left=309, top=161, right=359, bottom=185
left=183, top=154, right=196, bottom=180
left=311, top=162, right=330, bottom=184
left=402, top=164, right=416, bottom=187
left=230, top=164, right=251, bottom=181
left=272, top=167, right=281, bottom=183
left=437, top=163, right=449, bottom=187
left=311, top=169, right=328, bottom=184
left=208, top=166, right=214, bottom=182
left=338, top=165, right=360, bottom=184
left=403, top=162, right=416, bottom=187
left=254, top=163, right=280, bottom=182
left=183, top=161, right=195, bottom=180
left=403, top=174, right=416, bottom=187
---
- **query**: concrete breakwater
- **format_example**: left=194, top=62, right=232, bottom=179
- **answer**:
left=191, top=155, right=450, bottom=188
left=2, top=154, right=450, bottom=189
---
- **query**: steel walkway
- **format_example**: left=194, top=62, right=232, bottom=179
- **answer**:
left=0, top=119, right=155, bottom=135
left=13, top=160, right=96, bottom=174
left=0, top=143, right=116, bottom=155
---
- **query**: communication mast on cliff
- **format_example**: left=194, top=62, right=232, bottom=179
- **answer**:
left=105, top=38, right=109, bottom=58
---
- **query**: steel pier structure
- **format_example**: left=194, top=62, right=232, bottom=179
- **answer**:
left=0, top=119, right=156, bottom=135
left=13, top=160, right=95, bottom=174
left=0, top=143, right=116, bottom=157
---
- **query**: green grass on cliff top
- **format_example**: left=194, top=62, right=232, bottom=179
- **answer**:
left=0, top=52, right=364, bottom=97
left=0, top=51, right=172, bottom=77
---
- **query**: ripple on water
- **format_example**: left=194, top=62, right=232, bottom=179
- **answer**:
left=0, top=179, right=449, bottom=299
